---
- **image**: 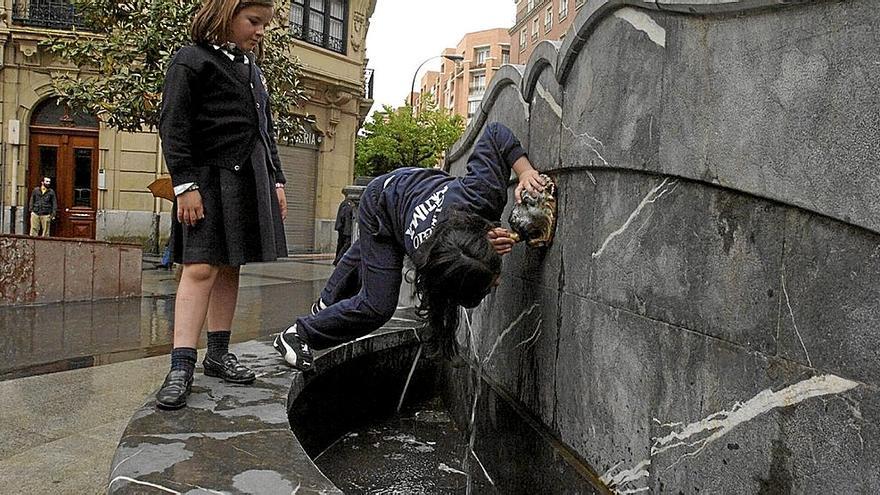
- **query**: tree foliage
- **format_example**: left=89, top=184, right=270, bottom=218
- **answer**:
left=355, top=98, right=465, bottom=178
left=41, top=0, right=305, bottom=139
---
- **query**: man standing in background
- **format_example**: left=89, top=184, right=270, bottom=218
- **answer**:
left=29, top=177, right=57, bottom=237
left=333, top=198, right=354, bottom=265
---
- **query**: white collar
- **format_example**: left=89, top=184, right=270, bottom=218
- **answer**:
left=211, top=44, right=250, bottom=65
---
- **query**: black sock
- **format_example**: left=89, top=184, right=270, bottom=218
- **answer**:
left=207, top=331, right=231, bottom=360
left=170, top=347, right=197, bottom=377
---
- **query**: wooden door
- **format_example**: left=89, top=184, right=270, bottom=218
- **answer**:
left=28, top=132, right=99, bottom=239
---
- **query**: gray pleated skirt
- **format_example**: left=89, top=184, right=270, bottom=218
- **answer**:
left=171, top=144, right=287, bottom=266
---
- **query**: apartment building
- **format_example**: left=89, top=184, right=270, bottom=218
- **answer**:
left=418, top=70, right=441, bottom=109
left=0, top=0, right=377, bottom=253
left=510, top=0, right=585, bottom=64
left=416, top=28, right=511, bottom=123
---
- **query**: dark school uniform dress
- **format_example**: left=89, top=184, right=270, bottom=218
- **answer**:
left=298, top=122, right=527, bottom=349
left=160, top=44, right=287, bottom=266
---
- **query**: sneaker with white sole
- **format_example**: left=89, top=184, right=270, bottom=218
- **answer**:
left=310, top=299, right=327, bottom=316
left=274, top=324, right=314, bottom=371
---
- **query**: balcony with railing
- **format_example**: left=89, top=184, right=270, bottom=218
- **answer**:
left=468, top=85, right=486, bottom=99
left=290, top=21, right=346, bottom=55
left=12, top=0, right=88, bottom=30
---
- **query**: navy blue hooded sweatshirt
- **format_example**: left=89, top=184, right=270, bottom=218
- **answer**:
left=366, top=122, right=527, bottom=257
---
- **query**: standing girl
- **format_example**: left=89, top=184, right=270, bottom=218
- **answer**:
left=156, top=0, right=288, bottom=410
left=275, top=123, right=545, bottom=369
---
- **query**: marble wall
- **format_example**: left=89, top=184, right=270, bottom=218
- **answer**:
left=0, top=235, right=142, bottom=306
left=445, top=0, right=880, bottom=492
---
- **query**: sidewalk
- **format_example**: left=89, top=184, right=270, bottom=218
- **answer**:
left=0, top=256, right=334, bottom=494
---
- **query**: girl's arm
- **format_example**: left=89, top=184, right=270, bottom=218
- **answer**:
left=461, top=122, right=534, bottom=221
left=160, top=60, right=206, bottom=226
left=264, top=102, right=286, bottom=185
left=159, top=62, right=205, bottom=188
left=264, top=100, right=287, bottom=221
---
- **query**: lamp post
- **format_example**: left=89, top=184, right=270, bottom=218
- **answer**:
left=410, top=54, right=464, bottom=116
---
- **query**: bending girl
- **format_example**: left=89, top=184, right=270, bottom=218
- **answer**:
left=275, top=122, right=543, bottom=369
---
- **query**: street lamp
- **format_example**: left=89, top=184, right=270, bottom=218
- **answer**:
left=410, top=54, right=464, bottom=116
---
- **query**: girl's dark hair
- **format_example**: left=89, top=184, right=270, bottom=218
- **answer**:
left=191, top=0, right=274, bottom=46
left=412, top=209, right=502, bottom=359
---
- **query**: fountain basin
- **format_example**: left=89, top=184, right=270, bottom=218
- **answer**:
left=109, top=311, right=606, bottom=494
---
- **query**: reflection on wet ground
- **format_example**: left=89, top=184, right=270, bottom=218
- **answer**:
left=315, top=396, right=485, bottom=494
left=0, top=259, right=331, bottom=381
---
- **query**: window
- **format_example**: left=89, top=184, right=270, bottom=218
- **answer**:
left=474, top=47, right=489, bottom=66
left=527, top=0, right=534, bottom=11
left=290, top=0, right=347, bottom=54
left=532, top=17, right=539, bottom=40
left=559, top=0, right=568, bottom=19
left=470, top=73, right=486, bottom=98
left=520, top=28, right=527, bottom=49
left=468, top=100, right=480, bottom=118
left=13, top=0, right=89, bottom=30
left=545, top=6, right=552, bottom=32
left=502, top=50, right=510, bottom=65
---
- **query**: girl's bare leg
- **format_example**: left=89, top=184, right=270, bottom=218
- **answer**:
left=173, top=263, right=221, bottom=348
left=206, top=265, right=240, bottom=332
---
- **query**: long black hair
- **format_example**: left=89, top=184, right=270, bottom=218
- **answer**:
left=412, top=209, right=502, bottom=358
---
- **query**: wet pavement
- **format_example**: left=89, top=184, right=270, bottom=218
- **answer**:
left=0, top=256, right=334, bottom=494
left=314, top=396, right=486, bottom=494
left=0, top=257, right=332, bottom=380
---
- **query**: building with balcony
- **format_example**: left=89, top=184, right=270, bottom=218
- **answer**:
left=510, top=0, right=585, bottom=64
left=415, top=28, right=510, bottom=123
left=0, top=0, right=377, bottom=254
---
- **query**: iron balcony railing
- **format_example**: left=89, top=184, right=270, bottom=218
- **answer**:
left=364, top=68, right=375, bottom=100
left=290, top=21, right=345, bottom=55
left=12, top=0, right=88, bottom=30
left=469, top=86, right=486, bottom=98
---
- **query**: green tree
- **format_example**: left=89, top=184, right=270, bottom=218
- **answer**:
left=40, top=0, right=304, bottom=139
left=355, top=98, right=465, bottom=178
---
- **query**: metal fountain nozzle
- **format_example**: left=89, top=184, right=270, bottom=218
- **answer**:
left=508, top=174, right=558, bottom=248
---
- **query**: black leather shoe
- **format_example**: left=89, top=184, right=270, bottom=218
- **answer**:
left=156, top=370, right=193, bottom=410
left=203, top=353, right=256, bottom=384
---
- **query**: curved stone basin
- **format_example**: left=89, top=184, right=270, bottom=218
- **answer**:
left=109, top=310, right=606, bottom=494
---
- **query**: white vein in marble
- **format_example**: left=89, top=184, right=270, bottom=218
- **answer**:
left=109, top=476, right=181, bottom=494
left=592, top=178, right=678, bottom=259
left=563, top=122, right=610, bottom=167
left=652, top=374, right=859, bottom=468
left=519, top=89, right=531, bottom=122
left=482, top=303, right=541, bottom=364
left=613, top=7, right=666, bottom=48
left=535, top=83, right=563, bottom=118
left=604, top=374, right=859, bottom=494
left=602, top=459, right=651, bottom=493
left=781, top=265, right=812, bottom=366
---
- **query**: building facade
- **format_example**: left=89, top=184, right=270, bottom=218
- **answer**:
left=0, top=0, right=376, bottom=254
left=510, top=0, right=584, bottom=64
left=416, top=28, right=510, bottom=124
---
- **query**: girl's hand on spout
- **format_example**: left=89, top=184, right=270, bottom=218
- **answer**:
left=512, top=156, right=545, bottom=204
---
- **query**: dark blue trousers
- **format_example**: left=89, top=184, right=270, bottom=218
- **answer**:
left=296, top=181, right=405, bottom=350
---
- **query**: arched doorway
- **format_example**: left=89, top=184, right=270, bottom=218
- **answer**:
left=27, top=98, right=99, bottom=239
